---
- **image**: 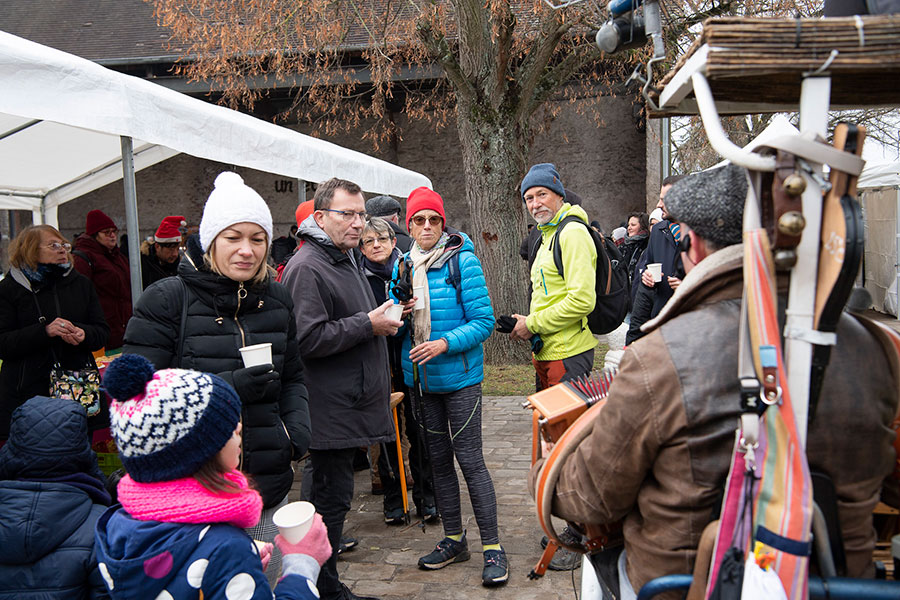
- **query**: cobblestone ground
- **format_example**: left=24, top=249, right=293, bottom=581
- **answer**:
left=290, top=395, right=587, bottom=600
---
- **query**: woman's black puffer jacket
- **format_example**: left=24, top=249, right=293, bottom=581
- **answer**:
left=123, top=238, right=311, bottom=507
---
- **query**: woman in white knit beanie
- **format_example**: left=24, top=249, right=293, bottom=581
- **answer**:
left=122, top=171, right=311, bottom=586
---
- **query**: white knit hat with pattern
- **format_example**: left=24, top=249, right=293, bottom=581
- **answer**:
left=199, top=172, right=273, bottom=251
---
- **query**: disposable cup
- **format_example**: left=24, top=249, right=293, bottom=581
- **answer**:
left=413, top=286, right=425, bottom=310
left=385, top=303, right=404, bottom=322
left=273, top=501, right=316, bottom=544
left=647, top=263, right=663, bottom=283
left=239, top=343, right=272, bottom=368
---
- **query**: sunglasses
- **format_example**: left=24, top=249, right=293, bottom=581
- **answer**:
left=411, top=215, right=443, bottom=227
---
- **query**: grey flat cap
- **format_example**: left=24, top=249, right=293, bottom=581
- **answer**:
left=664, top=164, right=748, bottom=248
left=366, top=195, right=402, bottom=217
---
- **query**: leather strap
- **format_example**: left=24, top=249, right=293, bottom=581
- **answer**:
left=770, top=150, right=804, bottom=249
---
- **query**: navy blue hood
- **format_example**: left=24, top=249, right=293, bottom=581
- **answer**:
left=0, top=395, right=106, bottom=485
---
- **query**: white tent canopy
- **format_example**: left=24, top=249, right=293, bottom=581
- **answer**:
left=859, top=161, right=900, bottom=190
left=0, top=30, right=432, bottom=227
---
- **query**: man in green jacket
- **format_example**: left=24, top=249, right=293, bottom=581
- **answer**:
left=511, top=163, right=598, bottom=571
left=511, top=163, right=597, bottom=390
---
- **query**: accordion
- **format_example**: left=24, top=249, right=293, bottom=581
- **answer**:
left=525, top=368, right=623, bottom=579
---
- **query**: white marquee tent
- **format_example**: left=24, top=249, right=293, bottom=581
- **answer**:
left=859, top=161, right=900, bottom=316
left=0, top=31, right=432, bottom=297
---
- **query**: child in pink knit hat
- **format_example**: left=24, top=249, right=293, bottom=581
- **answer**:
left=93, top=353, right=330, bottom=599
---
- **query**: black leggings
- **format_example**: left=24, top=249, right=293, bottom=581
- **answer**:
left=419, top=383, right=499, bottom=545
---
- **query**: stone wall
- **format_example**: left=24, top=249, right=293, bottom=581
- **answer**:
left=57, top=94, right=647, bottom=244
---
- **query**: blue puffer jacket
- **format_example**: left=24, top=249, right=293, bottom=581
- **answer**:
left=0, top=396, right=111, bottom=599
left=392, top=232, right=494, bottom=393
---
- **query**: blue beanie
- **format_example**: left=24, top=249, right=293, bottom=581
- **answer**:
left=521, top=163, right=566, bottom=201
left=103, top=354, right=242, bottom=483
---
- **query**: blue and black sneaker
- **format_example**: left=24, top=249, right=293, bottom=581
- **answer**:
left=417, top=532, right=470, bottom=570
left=481, top=546, right=509, bottom=586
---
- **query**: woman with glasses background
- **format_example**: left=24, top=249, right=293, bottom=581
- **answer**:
left=390, top=187, right=507, bottom=587
left=73, top=209, right=132, bottom=350
left=360, top=217, right=436, bottom=527
left=0, top=225, right=109, bottom=442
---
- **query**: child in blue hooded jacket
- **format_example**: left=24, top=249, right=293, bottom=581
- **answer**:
left=93, top=354, right=330, bottom=599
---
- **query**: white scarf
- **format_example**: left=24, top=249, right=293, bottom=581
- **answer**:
left=409, top=232, right=450, bottom=346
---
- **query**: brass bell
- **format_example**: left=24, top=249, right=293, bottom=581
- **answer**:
left=782, top=173, right=806, bottom=196
left=778, top=211, right=806, bottom=237
left=773, top=249, right=797, bottom=269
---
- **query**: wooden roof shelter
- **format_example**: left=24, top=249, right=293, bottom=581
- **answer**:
left=650, top=15, right=900, bottom=117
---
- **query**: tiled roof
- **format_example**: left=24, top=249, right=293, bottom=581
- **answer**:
left=0, top=0, right=183, bottom=63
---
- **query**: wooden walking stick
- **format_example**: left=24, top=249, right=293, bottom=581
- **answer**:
left=390, top=391, right=410, bottom=524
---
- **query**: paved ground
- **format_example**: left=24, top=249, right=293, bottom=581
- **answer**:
left=290, top=395, right=587, bottom=600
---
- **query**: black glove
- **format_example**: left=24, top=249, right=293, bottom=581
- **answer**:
left=230, top=364, right=278, bottom=402
left=495, top=315, right=517, bottom=333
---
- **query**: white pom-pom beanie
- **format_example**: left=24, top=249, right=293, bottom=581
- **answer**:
left=199, top=172, right=273, bottom=252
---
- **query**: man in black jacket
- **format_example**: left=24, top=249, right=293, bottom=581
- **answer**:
left=626, top=175, right=686, bottom=345
left=140, top=215, right=184, bottom=289
left=282, top=178, right=402, bottom=600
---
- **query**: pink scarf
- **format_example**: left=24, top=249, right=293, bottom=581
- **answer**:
left=118, top=470, right=263, bottom=529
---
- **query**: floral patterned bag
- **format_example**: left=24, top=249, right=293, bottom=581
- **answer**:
left=49, top=362, right=102, bottom=417
left=30, top=288, right=102, bottom=417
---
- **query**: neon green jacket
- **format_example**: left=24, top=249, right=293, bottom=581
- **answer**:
left=526, top=203, right=598, bottom=361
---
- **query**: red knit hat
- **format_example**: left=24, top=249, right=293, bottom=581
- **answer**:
left=85, top=210, right=117, bottom=236
left=405, top=187, right=445, bottom=228
left=154, top=215, right=187, bottom=243
left=295, top=200, right=314, bottom=228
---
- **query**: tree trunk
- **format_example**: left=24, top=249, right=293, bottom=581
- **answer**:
left=455, top=100, right=532, bottom=364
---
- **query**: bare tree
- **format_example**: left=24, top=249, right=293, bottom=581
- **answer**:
left=151, top=0, right=867, bottom=361
left=152, top=0, right=652, bottom=362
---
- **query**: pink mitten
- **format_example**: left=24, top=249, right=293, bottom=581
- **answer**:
left=275, top=512, right=332, bottom=567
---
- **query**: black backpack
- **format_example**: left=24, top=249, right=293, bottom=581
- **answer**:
left=551, top=216, right=630, bottom=335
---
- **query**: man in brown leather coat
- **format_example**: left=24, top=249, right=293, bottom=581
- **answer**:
left=531, top=164, right=898, bottom=598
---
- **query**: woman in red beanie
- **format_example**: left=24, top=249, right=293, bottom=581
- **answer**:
left=73, top=209, right=132, bottom=350
left=392, top=187, right=507, bottom=586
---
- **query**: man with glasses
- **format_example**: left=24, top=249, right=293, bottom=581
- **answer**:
left=281, top=178, right=401, bottom=600
left=73, top=209, right=131, bottom=349
left=140, top=215, right=185, bottom=289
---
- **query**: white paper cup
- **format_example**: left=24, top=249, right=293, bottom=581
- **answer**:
left=647, top=263, right=663, bottom=283
left=273, top=501, right=316, bottom=544
left=413, top=286, right=425, bottom=310
left=239, top=343, right=272, bottom=368
left=385, top=303, right=404, bottom=322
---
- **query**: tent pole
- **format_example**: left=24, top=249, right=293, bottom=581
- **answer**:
left=120, top=136, right=142, bottom=306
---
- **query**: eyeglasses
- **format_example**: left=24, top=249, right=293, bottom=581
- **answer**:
left=44, top=242, right=72, bottom=251
left=361, top=235, right=392, bottom=248
left=323, top=208, right=368, bottom=222
left=411, top=215, right=443, bottom=227
left=98, top=228, right=118, bottom=236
